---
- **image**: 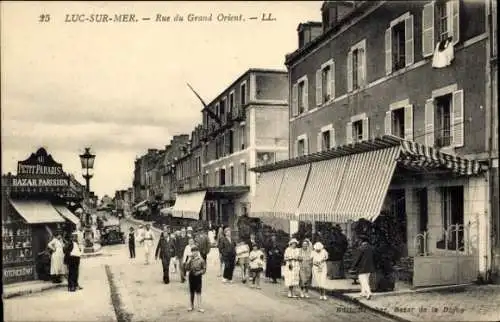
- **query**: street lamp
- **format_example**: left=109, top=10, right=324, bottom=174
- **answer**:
left=79, top=147, right=96, bottom=192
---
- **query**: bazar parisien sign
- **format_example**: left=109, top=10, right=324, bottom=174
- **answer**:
left=12, top=177, right=69, bottom=187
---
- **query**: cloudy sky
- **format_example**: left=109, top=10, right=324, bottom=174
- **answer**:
left=1, top=1, right=321, bottom=198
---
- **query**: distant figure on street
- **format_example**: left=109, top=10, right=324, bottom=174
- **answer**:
left=194, top=227, right=211, bottom=263
left=141, top=224, right=155, bottom=265
left=298, top=239, right=313, bottom=298
left=265, top=234, right=282, bottom=283
left=219, top=228, right=236, bottom=283
left=311, top=242, right=329, bottom=300
left=216, top=227, right=225, bottom=277
left=76, top=226, right=85, bottom=252
left=136, top=224, right=145, bottom=245
left=128, top=227, right=136, bottom=259
left=236, top=241, right=250, bottom=283
left=155, top=226, right=175, bottom=284
left=47, top=233, right=65, bottom=284
left=352, top=234, right=375, bottom=300
left=175, top=228, right=189, bottom=283
left=248, top=242, right=265, bottom=289
left=64, top=232, right=83, bottom=292
left=186, top=226, right=194, bottom=239
left=170, top=232, right=178, bottom=274
left=185, top=245, right=206, bottom=312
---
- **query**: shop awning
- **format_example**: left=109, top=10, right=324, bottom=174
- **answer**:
left=272, top=164, right=311, bottom=220
left=9, top=199, right=66, bottom=224
left=172, top=190, right=206, bottom=220
left=53, top=205, right=80, bottom=225
left=249, top=168, right=285, bottom=218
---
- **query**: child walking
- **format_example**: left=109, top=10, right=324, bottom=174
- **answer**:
left=235, top=241, right=250, bottom=283
left=248, top=243, right=265, bottom=289
left=185, top=245, right=206, bottom=312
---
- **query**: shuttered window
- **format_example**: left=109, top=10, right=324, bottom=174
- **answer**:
left=316, top=60, right=335, bottom=106
left=347, top=39, right=366, bottom=91
left=385, top=13, right=414, bottom=74
left=422, top=2, right=435, bottom=57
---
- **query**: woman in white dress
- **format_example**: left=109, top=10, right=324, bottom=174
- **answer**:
left=283, top=238, right=300, bottom=298
left=47, top=233, right=65, bottom=284
left=311, top=242, right=329, bottom=300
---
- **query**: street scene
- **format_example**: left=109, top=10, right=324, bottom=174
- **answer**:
left=2, top=1, right=500, bottom=322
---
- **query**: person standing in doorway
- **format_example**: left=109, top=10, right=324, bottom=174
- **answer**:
left=128, top=227, right=136, bottom=259
left=142, top=224, right=154, bottom=265
left=352, top=235, right=375, bottom=300
left=155, top=226, right=175, bottom=284
left=65, top=233, right=83, bottom=292
left=220, top=228, right=236, bottom=283
left=47, top=232, right=65, bottom=284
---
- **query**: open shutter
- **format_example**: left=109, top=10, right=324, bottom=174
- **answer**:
left=292, top=83, right=298, bottom=116
left=358, top=48, right=366, bottom=87
left=293, top=140, right=298, bottom=158
left=385, top=111, right=392, bottom=135
left=303, top=78, right=309, bottom=112
left=346, top=122, right=353, bottom=145
left=330, top=128, right=336, bottom=148
left=347, top=50, right=353, bottom=92
left=452, top=90, right=464, bottom=147
left=451, top=0, right=460, bottom=45
left=362, top=117, right=370, bottom=141
left=405, top=15, right=414, bottom=67
left=316, top=69, right=322, bottom=106
left=385, top=28, right=392, bottom=75
left=317, top=132, right=322, bottom=152
left=422, top=2, right=435, bottom=57
left=404, top=104, right=414, bottom=141
left=330, top=61, right=336, bottom=99
left=425, top=99, right=435, bottom=146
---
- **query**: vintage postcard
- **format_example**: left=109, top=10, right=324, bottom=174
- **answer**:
left=1, top=1, right=499, bottom=322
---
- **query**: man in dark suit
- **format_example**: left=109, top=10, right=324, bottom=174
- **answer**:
left=174, top=228, right=189, bottom=283
left=219, top=228, right=236, bottom=283
left=64, top=232, right=83, bottom=292
left=194, top=227, right=211, bottom=263
left=155, top=226, right=175, bottom=284
left=352, top=235, right=375, bottom=300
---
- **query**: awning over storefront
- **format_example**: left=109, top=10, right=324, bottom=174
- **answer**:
left=249, top=169, right=285, bottom=218
left=172, top=191, right=206, bottom=220
left=9, top=199, right=66, bottom=224
left=273, top=164, right=311, bottom=220
left=53, top=205, right=81, bottom=225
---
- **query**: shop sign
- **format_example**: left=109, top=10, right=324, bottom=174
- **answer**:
left=3, top=265, right=35, bottom=283
left=17, top=148, right=65, bottom=177
left=12, top=177, right=69, bottom=187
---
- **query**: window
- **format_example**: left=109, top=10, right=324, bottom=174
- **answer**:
left=240, top=82, right=247, bottom=106
left=220, top=168, right=226, bottom=186
left=297, top=138, right=306, bottom=157
left=435, top=94, right=452, bottom=148
left=347, top=40, right=366, bottom=91
left=353, top=120, right=363, bottom=143
left=229, top=166, right=234, bottom=185
left=220, top=98, right=226, bottom=120
left=316, top=60, right=335, bottom=106
left=241, top=162, right=247, bottom=185
left=346, top=114, right=369, bottom=144
left=422, top=1, right=459, bottom=57
left=322, top=131, right=331, bottom=150
left=322, top=65, right=331, bottom=102
left=385, top=13, right=414, bottom=74
left=215, top=103, right=220, bottom=118
left=229, top=130, right=234, bottom=154
left=240, top=125, right=246, bottom=150
left=203, top=172, right=208, bottom=187
left=298, top=81, right=305, bottom=114
left=229, top=91, right=235, bottom=119
left=437, top=186, right=464, bottom=250
left=292, top=76, right=308, bottom=116
left=392, top=108, right=405, bottom=138
left=317, top=125, right=335, bottom=152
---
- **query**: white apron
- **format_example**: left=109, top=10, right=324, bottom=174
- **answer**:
left=48, top=238, right=65, bottom=275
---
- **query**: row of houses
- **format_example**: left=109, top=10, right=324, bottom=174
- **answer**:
left=121, top=0, right=498, bottom=286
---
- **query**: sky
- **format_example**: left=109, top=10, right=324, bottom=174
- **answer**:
left=1, top=1, right=322, bottom=198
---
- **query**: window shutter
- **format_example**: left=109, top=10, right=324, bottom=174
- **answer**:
left=304, top=136, right=309, bottom=155
left=303, top=78, right=309, bottom=111
left=292, top=83, right=298, bottom=116
left=346, top=122, right=353, bottom=145
left=451, top=0, right=460, bottom=45
left=317, top=132, right=322, bottom=152
left=347, top=50, right=353, bottom=92
left=293, top=140, right=298, bottom=158
left=362, top=117, right=370, bottom=141
left=385, top=28, right=392, bottom=75
left=385, top=111, right=392, bottom=135
left=425, top=98, right=435, bottom=146
left=330, top=61, right=336, bottom=99
left=404, top=104, right=414, bottom=141
left=330, top=128, right=336, bottom=148
left=405, top=15, right=414, bottom=67
left=452, top=90, right=464, bottom=147
left=422, top=2, right=435, bottom=57
left=358, top=48, right=366, bottom=86
left=316, top=69, right=322, bottom=106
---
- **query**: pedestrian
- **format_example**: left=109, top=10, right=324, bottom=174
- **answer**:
left=184, top=245, right=206, bottom=313
left=331, top=225, right=348, bottom=279
left=65, top=232, right=83, bottom=292
left=128, top=227, right=136, bottom=259
left=194, top=226, right=211, bottom=263
left=175, top=228, right=189, bottom=283
left=248, top=243, right=264, bottom=289
left=219, top=227, right=236, bottom=283
left=183, top=238, right=196, bottom=265
left=76, top=226, right=85, bottom=252
left=170, top=232, right=178, bottom=274
left=47, top=232, right=65, bottom=284
left=265, top=234, right=283, bottom=283
left=216, top=226, right=225, bottom=277
left=142, top=224, right=155, bottom=265
left=155, top=226, right=175, bottom=284
left=283, top=238, right=300, bottom=298
left=311, top=242, right=329, bottom=300
left=298, top=239, right=313, bottom=298
left=186, top=226, right=194, bottom=239
left=236, top=241, right=250, bottom=283
left=352, top=234, right=375, bottom=300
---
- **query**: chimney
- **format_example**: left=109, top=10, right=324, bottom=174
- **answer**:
left=297, top=21, right=323, bottom=49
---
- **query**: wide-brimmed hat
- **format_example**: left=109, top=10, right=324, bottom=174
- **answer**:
left=302, top=238, right=311, bottom=246
left=313, top=242, right=324, bottom=251
left=288, top=238, right=299, bottom=246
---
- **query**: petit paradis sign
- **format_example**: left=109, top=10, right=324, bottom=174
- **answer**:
left=17, top=164, right=63, bottom=175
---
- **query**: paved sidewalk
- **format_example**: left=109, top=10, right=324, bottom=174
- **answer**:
left=3, top=280, right=67, bottom=299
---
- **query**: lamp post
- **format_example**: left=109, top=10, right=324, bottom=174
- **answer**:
left=79, top=148, right=96, bottom=253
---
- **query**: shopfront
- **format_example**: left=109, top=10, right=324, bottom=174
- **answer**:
left=2, top=148, right=83, bottom=285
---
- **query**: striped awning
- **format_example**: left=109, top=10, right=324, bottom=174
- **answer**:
left=172, top=190, right=206, bottom=220
left=297, top=157, right=349, bottom=222
left=53, top=205, right=80, bottom=225
left=273, top=164, right=310, bottom=220
left=10, top=199, right=66, bottom=224
left=249, top=169, right=285, bottom=218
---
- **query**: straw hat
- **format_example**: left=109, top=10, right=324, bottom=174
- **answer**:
left=313, top=242, right=324, bottom=251
left=288, top=238, right=299, bottom=246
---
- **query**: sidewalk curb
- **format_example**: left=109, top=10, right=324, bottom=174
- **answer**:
left=3, top=283, right=67, bottom=299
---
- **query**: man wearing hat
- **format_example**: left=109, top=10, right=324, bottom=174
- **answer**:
left=175, top=227, right=189, bottom=282
left=64, top=232, right=83, bottom=292
left=186, top=226, right=194, bottom=239
left=194, top=226, right=211, bottom=263
left=142, top=224, right=155, bottom=265
left=352, top=235, right=375, bottom=300
left=155, top=225, right=175, bottom=284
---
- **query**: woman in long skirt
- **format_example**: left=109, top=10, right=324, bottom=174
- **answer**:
left=283, top=238, right=300, bottom=298
left=298, top=239, right=313, bottom=298
left=311, top=242, right=329, bottom=300
left=47, top=233, right=65, bottom=283
left=265, top=234, right=282, bottom=283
